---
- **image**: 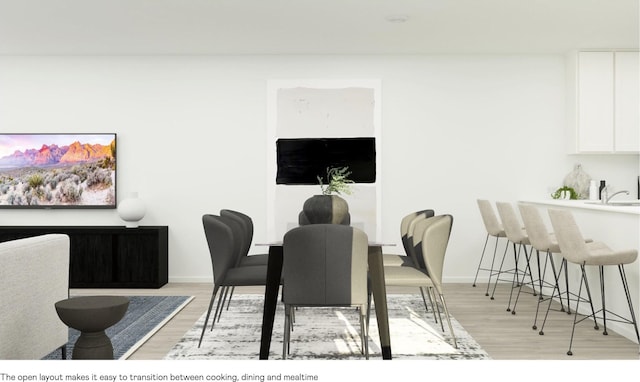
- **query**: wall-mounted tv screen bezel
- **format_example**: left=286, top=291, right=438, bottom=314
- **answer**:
left=0, top=133, right=117, bottom=209
left=276, top=137, right=376, bottom=185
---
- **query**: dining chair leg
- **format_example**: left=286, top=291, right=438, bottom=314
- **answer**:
left=439, top=293, right=458, bottom=349
left=283, top=305, right=291, bottom=359
left=419, top=287, right=431, bottom=312
left=209, top=286, right=230, bottom=332
left=366, top=291, right=372, bottom=334
left=199, top=284, right=220, bottom=348
left=429, top=287, right=444, bottom=330
left=215, top=286, right=230, bottom=324
left=359, top=314, right=365, bottom=355
left=359, top=307, right=369, bottom=359
left=225, top=286, right=235, bottom=310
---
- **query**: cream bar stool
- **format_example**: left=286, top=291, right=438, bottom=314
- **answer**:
left=547, top=208, right=639, bottom=356
left=517, top=203, right=570, bottom=330
left=494, top=201, right=536, bottom=313
left=474, top=200, right=509, bottom=297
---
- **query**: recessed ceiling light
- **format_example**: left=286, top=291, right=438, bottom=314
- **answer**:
left=385, top=14, right=410, bottom=23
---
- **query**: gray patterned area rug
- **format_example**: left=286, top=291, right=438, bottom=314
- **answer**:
left=165, top=294, right=490, bottom=360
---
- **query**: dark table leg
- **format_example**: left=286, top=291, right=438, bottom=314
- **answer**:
left=259, top=245, right=283, bottom=359
left=368, top=245, right=392, bottom=359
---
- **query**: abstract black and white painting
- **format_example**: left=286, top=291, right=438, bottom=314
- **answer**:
left=267, top=79, right=381, bottom=240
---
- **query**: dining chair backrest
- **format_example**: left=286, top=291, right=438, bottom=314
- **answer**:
left=202, top=214, right=237, bottom=283
left=221, top=209, right=254, bottom=246
left=496, top=201, right=528, bottom=244
left=400, top=209, right=435, bottom=261
left=415, top=214, right=453, bottom=293
left=518, top=203, right=554, bottom=252
left=477, top=199, right=505, bottom=237
left=547, top=209, right=590, bottom=265
left=406, top=214, right=431, bottom=269
left=220, top=209, right=253, bottom=262
left=282, top=224, right=368, bottom=307
left=216, top=213, right=248, bottom=264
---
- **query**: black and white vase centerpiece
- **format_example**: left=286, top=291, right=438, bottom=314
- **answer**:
left=300, top=194, right=350, bottom=225
left=299, top=167, right=353, bottom=226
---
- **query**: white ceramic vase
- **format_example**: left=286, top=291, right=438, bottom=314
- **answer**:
left=117, top=192, right=146, bottom=228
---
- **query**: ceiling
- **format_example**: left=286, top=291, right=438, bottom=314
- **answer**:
left=0, top=0, right=638, bottom=55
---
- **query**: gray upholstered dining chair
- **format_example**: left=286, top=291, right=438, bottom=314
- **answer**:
left=382, top=214, right=458, bottom=348
left=199, top=214, right=270, bottom=347
left=217, top=209, right=269, bottom=315
left=546, top=208, right=639, bottom=356
left=281, top=224, right=370, bottom=359
left=220, top=209, right=269, bottom=267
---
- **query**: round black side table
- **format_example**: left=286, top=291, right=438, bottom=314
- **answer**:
left=55, top=296, right=130, bottom=359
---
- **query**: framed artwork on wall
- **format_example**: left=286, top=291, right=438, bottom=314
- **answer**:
left=0, top=133, right=117, bottom=209
left=266, top=79, right=382, bottom=240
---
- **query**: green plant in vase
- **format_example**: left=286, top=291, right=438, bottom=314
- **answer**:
left=318, top=166, right=354, bottom=195
left=551, top=186, right=579, bottom=200
left=300, top=166, right=353, bottom=225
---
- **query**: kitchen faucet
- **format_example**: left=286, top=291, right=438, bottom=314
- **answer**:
left=602, top=187, right=630, bottom=204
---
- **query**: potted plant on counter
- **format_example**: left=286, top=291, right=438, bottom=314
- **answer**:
left=299, top=166, right=353, bottom=225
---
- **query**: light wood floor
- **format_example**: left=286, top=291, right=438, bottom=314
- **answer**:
left=72, top=282, right=640, bottom=360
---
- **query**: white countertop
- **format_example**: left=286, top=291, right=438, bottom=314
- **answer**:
left=522, top=199, right=640, bottom=215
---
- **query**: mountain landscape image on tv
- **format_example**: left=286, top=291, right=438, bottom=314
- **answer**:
left=0, top=133, right=116, bottom=208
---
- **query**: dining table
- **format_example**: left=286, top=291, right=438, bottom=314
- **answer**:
left=257, top=241, right=393, bottom=360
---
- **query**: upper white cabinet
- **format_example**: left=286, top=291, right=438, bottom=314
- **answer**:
left=614, top=52, right=640, bottom=152
left=567, top=51, right=639, bottom=154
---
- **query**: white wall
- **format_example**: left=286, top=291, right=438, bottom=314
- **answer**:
left=0, top=55, right=637, bottom=283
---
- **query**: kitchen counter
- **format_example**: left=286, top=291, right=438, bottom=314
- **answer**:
left=522, top=199, right=640, bottom=215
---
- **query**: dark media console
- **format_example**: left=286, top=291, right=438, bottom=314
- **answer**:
left=0, top=226, right=168, bottom=288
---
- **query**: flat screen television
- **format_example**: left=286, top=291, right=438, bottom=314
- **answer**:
left=0, top=133, right=117, bottom=209
left=276, top=137, right=376, bottom=185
